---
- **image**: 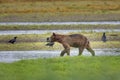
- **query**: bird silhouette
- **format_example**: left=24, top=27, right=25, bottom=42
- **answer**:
left=101, top=32, right=107, bottom=42
left=8, top=37, right=17, bottom=44
left=46, top=42, right=54, bottom=47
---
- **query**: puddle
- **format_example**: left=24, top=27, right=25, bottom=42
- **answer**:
left=0, top=48, right=119, bottom=63
left=0, top=29, right=120, bottom=35
left=0, top=21, right=120, bottom=25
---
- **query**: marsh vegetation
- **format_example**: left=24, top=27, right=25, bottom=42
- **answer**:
left=0, top=0, right=120, bottom=79
left=0, top=24, right=120, bottom=30
left=0, top=0, right=120, bottom=22
left=0, top=32, right=119, bottom=50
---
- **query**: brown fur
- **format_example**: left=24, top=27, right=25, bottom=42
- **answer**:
left=47, top=33, right=95, bottom=56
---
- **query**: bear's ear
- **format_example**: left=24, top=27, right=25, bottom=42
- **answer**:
left=53, top=33, right=56, bottom=36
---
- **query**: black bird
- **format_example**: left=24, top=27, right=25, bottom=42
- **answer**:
left=46, top=37, right=55, bottom=47
left=46, top=42, right=54, bottom=47
left=8, top=37, right=17, bottom=44
left=101, top=32, right=107, bottom=42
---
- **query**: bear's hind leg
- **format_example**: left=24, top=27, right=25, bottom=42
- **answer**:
left=86, top=46, right=95, bottom=56
left=78, top=47, right=84, bottom=56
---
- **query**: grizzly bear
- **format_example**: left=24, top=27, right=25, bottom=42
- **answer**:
left=47, top=33, right=95, bottom=56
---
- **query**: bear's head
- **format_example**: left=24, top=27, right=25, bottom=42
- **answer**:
left=47, top=33, right=59, bottom=42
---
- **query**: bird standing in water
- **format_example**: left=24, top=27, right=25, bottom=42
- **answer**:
left=102, top=32, right=107, bottom=42
left=8, top=37, right=17, bottom=44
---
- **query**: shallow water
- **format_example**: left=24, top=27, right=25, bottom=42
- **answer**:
left=0, top=48, right=119, bottom=63
left=0, top=21, right=120, bottom=35
left=0, top=21, right=120, bottom=25
left=0, top=29, right=120, bottom=35
left=0, top=21, right=120, bottom=63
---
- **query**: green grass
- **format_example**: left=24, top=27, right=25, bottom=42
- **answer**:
left=0, top=41, right=119, bottom=51
left=0, top=56, right=120, bottom=80
left=91, top=41, right=120, bottom=49
left=0, top=24, right=120, bottom=30
left=0, top=42, right=62, bottom=51
left=0, top=32, right=119, bottom=42
left=0, top=34, right=47, bottom=42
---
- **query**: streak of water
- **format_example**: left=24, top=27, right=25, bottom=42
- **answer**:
left=0, top=21, right=120, bottom=25
left=0, top=29, right=119, bottom=35
left=0, top=48, right=119, bottom=63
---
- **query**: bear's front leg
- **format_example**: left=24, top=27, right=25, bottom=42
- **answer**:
left=60, top=48, right=70, bottom=56
left=60, top=43, right=70, bottom=56
left=60, top=49, right=66, bottom=56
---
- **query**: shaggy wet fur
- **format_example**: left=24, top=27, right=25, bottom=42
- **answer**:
left=47, top=33, right=95, bottom=56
